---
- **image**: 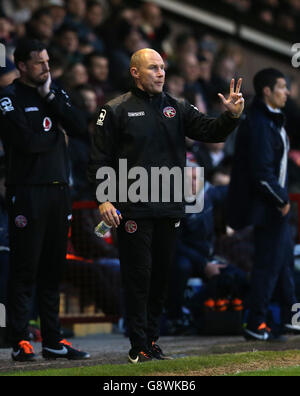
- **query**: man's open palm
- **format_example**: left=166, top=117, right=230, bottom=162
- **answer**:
left=218, top=78, right=245, bottom=117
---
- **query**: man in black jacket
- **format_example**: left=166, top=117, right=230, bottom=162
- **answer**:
left=0, top=39, right=90, bottom=361
left=228, top=68, right=299, bottom=341
left=88, top=48, right=244, bottom=363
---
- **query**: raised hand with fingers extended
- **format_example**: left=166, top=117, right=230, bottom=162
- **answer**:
left=218, top=78, right=245, bottom=118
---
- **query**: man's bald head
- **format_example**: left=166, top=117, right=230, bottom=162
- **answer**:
left=130, top=48, right=166, bottom=95
left=130, top=48, right=162, bottom=69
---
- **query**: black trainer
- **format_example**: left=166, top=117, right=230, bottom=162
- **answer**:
left=12, top=340, right=36, bottom=362
left=42, top=339, right=90, bottom=360
left=150, top=342, right=172, bottom=360
left=128, top=348, right=153, bottom=364
left=284, top=323, right=300, bottom=334
left=243, top=322, right=271, bottom=341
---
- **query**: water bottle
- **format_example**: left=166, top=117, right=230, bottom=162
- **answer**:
left=94, top=210, right=121, bottom=238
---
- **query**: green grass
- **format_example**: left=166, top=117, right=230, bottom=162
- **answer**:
left=2, top=350, right=300, bottom=376
left=232, top=366, right=300, bottom=376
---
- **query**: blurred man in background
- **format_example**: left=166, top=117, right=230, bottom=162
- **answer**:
left=229, top=68, right=299, bottom=341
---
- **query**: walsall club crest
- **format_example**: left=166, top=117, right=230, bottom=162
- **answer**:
left=125, top=220, right=137, bottom=234
left=43, top=117, right=52, bottom=132
left=163, top=106, right=176, bottom=119
left=15, top=215, right=28, bottom=228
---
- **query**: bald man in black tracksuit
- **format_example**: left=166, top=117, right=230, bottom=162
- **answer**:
left=0, top=39, right=90, bottom=361
left=88, top=48, right=245, bottom=363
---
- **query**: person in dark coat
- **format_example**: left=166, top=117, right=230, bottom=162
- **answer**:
left=228, top=68, right=299, bottom=341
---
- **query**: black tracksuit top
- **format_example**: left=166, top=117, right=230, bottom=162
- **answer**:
left=0, top=79, right=86, bottom=185
left=88, top=87, right=240, bottom=218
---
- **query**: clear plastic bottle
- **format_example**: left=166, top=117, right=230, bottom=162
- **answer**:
left=94, top=210, right=121, bottom=238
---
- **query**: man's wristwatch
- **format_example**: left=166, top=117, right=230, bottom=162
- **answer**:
left=44, top=90, right=55, bottom=102
left=229, top=111, right=241, bottom=119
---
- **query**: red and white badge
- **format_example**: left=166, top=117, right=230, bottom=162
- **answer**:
left=163, top=106, right=176, bottom=119
left=15, top=215, right=27, bottom=228
left=43, top=117, right=52, bottom=132
left=125, top=220, right=137, bottom=234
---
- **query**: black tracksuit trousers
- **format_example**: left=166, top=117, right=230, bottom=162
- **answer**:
left=248, top=217, right=297, bottom=329
left=117, top=218, right=179, bottom=350
left=6, top=184, right=71, bottom=348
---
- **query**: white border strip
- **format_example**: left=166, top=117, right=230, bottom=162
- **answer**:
left=141, top=0, right=236, bottom=34
left=142, top=0, right=292, bottom=57
left=240, top=26, right=292, bottom=56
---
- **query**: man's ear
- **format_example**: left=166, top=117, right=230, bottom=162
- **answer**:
left=18, top=61, right=27, bottom=74
left=130, top=67, right=139, bottom=79
left=263, top=86, right=271, bottom=98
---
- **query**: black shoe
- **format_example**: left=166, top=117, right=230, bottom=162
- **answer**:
left=243, top=322, right=271, bottom=341
left=150, top=342, right=172, bottom=360
left=128, top=348, right=153, bottom=364
left=12, top=340, right=36, bottom=362
left=42, top=339, right=90, bottom=360
left=284, top=323, right=300, bottom=334
left=267, top=333, right=288, bottom=343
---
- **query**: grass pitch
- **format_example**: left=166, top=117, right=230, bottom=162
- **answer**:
left=2, top=350, right=300, bottom=376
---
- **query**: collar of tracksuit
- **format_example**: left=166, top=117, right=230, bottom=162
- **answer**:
left=14, top=78, right=40, bottom=93
left=252, top=98, right=289, bottom=188
left=251, top=97, right=285, bottom=128
left=131, top=86, right=164, bottom=104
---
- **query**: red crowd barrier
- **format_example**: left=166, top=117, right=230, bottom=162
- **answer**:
left=59, top=200, right=120, bottom=325
left=72, top=201, right=98, bottom=210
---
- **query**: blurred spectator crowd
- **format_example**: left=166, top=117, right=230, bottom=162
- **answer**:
left=222, top=0, right=300, bottom=37
left=222, top=0, right=300, bottom=34
left=0, top=0, right=300, bottom=336
left=0, top=0, right=272, bottom=199
left=186, top=0, right=300, bottom=39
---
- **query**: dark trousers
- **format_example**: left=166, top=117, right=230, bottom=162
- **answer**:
left=248, top=217, right=297, bottom=328
left=6, top=185, right=71, bottom=348
left=117, top=218, right=179, bottom=349
left=0, top=251, right=9, bottom=307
